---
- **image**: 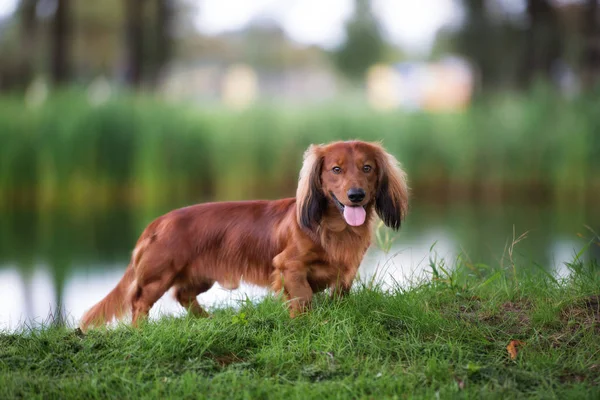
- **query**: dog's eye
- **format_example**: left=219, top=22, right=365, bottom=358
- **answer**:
left=332, top=166, right=341, bottom=174
left=363, top=165, right=372, bottom=173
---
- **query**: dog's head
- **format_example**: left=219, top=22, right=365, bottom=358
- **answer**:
left=296, top=141, right=409, bottom=231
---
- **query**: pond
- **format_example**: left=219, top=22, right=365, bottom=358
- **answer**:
left=1, top=200, right=598, bottom=331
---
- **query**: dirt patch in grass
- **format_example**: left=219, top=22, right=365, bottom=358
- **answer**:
left=501, top=301, right=532, bottom=325
left=441, top=296, right=483, bottom=322
left=559, top=371, right=588, bottom=384
left=210, top=353, right=245, bottom=367
left=560, top=295, right=600, bottom=332
left=559, top=364, right=599, bottom=386
left=474, top=300, right=533, bottom=335
left=546, top=295, right=600, bottom=349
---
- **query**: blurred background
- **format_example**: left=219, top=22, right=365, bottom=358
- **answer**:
left=0, top=0, right=599, bottom=330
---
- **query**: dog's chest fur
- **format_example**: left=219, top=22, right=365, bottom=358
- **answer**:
left=301, top=221, right=371, bottom=291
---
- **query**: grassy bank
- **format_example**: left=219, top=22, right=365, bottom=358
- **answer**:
left=1, top=89, right=600, bottom=211
left=1, top=255, right=599, bottom=399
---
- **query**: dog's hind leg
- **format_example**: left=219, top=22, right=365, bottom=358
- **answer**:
left=173, top=281, right=214, bottom=317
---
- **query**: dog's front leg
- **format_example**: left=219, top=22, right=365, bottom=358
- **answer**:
left=273, top=249, right=316, bottom=317
left=329, top=264, right=359, bottom=300
left=330, top=284, right=351, bottom=299
left=275, top=259, right=313, bottom=318
left=330, top=282, right=352, bottom=300
left=283, top=264, right=313, bottom=317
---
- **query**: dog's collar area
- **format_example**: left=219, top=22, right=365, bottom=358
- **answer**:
left=329, top=192, right=365, bottom=214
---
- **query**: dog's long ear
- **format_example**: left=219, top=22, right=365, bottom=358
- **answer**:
left=296, top=144, right=327, bottom=230
left=374, top=145, right=409, bottom=231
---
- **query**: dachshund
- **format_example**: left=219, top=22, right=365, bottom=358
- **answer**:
left=80, top=140, right=409, bottom=330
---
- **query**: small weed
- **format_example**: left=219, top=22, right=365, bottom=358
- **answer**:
left=231, top=312, right=248, bottom=326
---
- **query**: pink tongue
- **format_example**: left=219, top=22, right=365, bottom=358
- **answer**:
left=343, top=206, right=366, bottom=226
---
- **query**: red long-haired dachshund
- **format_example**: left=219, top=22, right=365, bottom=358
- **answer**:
left=80, top=140, right=409, bottom=330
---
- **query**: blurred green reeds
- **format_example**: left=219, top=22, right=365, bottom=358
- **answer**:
left=1, top=88, right=599, bottom=211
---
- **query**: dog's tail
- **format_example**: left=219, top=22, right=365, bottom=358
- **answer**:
left=79, top=264, right=135, bottom=331
left=80, top=234, right=154, bottom=331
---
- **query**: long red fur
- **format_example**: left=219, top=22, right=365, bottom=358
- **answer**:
left=80, top=140, right=409, bottom=330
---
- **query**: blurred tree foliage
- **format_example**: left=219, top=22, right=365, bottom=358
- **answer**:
left=453, top=0, right=526, bottom=90
left=16, top=0, right=37, bottom=87
left=0, top=0, right=187, bottom=90
left=51, top=0, right=70, bottom=85
left=582, top=0, right=600, bottom=87
left=452, top=0, right=600, bottom=92
left=519, top=0, right=562, bottom=88
left=0, top=0, right=599, bottom=93
left=332, top=0, right=386, bottom=81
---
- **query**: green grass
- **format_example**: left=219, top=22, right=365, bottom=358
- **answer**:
left=1, top=254, right=599, bottom=399
left=1, top=88, right=600, bottom=211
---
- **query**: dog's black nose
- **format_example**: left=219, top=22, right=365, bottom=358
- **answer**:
left=347, top=188, right=366, bottom=203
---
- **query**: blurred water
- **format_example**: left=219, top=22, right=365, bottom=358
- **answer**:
left=0, top=201, right=598, bottom=331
